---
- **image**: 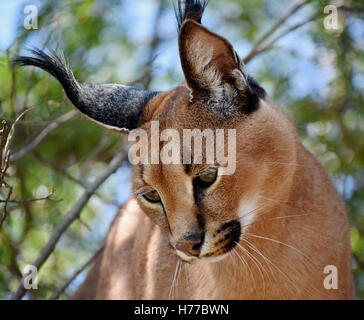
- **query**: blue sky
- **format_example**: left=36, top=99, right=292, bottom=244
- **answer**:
left=0, top=0, right=24, bottom=50
left=0, top=0, right=334, bottom=96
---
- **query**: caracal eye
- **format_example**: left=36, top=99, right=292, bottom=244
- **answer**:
left=143, top=190, right=161, bottom=203
left=198, top=167, right=218, bottom=185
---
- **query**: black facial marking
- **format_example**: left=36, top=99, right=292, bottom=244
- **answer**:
left=202, top=220, right=242, bottom=258
left=220, top=220, right=239, bottom=232
left=215, top=219, right=241, bottom=253
left=184, top=163, right=192, bottom=174
left=160, top=201, right=172, bottom=234
left=185, top=232, right=204, bottom=243
left=192, top=176, right=211, bottom=207
left=222, top=241, right=237, bottom=252
left=247, top=76, right=266, bottom=99
left=139, top=165, right=147, bottom=186
left=236, top=76, right=265, bottom=115
left=197, top=213, right=205, bottom=230
left=139, top=164, right=144, bottom=177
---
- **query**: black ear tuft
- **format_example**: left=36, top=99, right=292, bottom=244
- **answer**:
left=13, top=48, right=80, bottom=102
left=174, top=0, right=209, bottom=30
left=13, top=49, right=159, bottom=132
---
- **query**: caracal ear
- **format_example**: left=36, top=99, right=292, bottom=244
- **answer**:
left=13, top=49, right=159, bottom=133
left=178, top=19, right=247, bottom=98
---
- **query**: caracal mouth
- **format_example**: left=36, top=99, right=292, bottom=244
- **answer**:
left=175, top=249, right=230, bottom=264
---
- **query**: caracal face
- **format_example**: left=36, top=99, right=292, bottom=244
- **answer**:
left=132, top=83, right=298, bottom=264
left=16, top=0, right=354, bottom=299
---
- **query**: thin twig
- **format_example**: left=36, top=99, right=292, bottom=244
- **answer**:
left=0, top=181, right=13, bottom=227
left=1, top=109, right=34, bottom=227
left=339, top=5, right=364, bottom=15
left=3, top=108, right=34, bottom=165
left=34, top=151, right=122, bottom=208
left=49, top=245, right=104, bottom=300
left=10, top=110, right=78, bottom=162
left=247, top=11, right=323, bottom=60
left=0, top=188, right=61, bottom=203
left=243, top=0, right=311, bottom=63
left=0, top=120, right=7, bottom=173
left=11, top=148, right=126, bottom=300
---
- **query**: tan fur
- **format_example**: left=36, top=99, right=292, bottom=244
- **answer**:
left=73, top=20, right=353, bottom=300
left=73, top=91, right=353, bottom=300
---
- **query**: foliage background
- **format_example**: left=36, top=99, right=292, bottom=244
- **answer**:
left=0, top=0, right=363, bottom=299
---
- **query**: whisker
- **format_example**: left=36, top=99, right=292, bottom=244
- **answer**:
left=176, top=258, right=183, bottom=298
left=240, top=238, right=275, bottom=283
left=240, top=215, right=346, bottom=253
left=236, top=241, right=272, bottom=286
left=168, top=260, right=180, bottom=300
left=237, top=205, right=266, bottom=222
left=245, top=233, right=315, bottom=266
left=241, top=238, right=297, bottom=289
left=237, top=200, right=309, bottom=232
left=257, top=195, right=312, bottom=213
left=270, top=213, right=310, bottom=220
left=242, top=238, right=298, bottom=297
left=230, top=250, right=243, bottom=281
left=235, top=241, right=266, bottom=299
left=240, top=213, right=311, bottom=231
left=231, top=247, right=256, bottom=292
left=264, top=161, right=316, bottom=169
left=258, top=194, right=345, bottom=213
left=228, top=251, right=237, bottom=280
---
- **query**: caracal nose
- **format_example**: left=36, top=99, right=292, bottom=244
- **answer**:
left=175, top=232, right=204, bottom=257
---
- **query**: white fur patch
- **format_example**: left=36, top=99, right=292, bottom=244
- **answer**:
left=82, top=111, right=130, bottom=133
left=237, top=198, right=259, bottom=231
left=175, top=250, right=199, bottom=264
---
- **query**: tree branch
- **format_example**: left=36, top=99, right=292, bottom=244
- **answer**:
left=0, top=188, right=61, bottom=203
left=10, top=110, right=78, bottom=162
left=0, top=181, right=12, bottom=228
left=34, top=151, right=122, bottom=208
left=243, top=0, right=312, bottom=63
left=11, top=148, right=127, bottom=300
left=49, top=245, right=104, bottom=300
left=247, top=11, right=322, bottom=61
left=339, top=5, right=364, bottom=15
left=1, top=109, right=34, bottom=227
